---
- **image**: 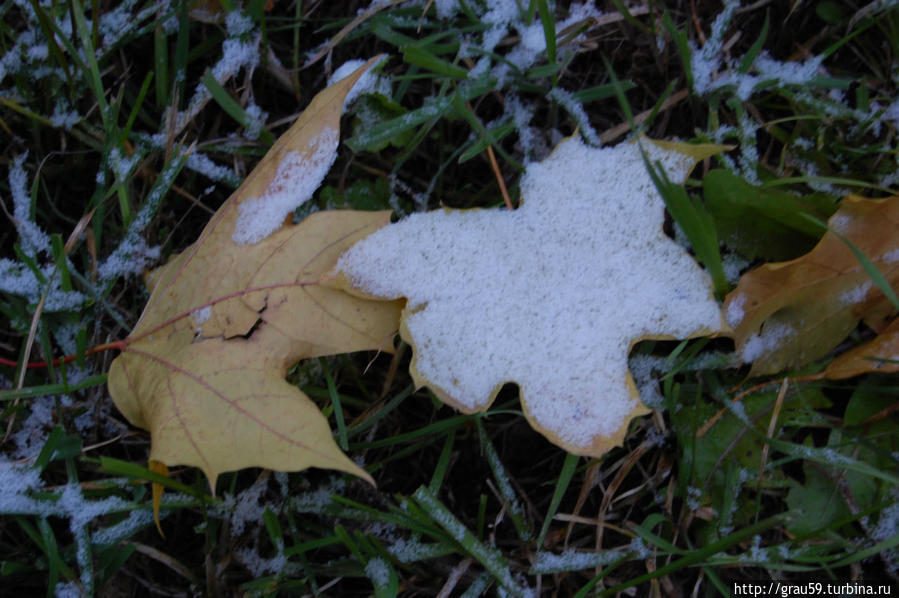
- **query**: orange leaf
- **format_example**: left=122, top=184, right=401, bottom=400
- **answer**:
left=826, top=316, right=899, bottom=379
left=724, top=195, right=899, bottom=376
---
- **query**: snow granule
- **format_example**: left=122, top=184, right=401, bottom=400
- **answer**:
left=237, top=547, right=287, bottom=576
left=232, top=125, right=339, bottom=245
left=829, top=212, right=851, bottom=234
left=740, top=321, right=794, bottom=363
left=192, top=306, right=212, bottom=324
left=872, top=491, right=899, bottom=572
left=337, top=138, right=723, bottom=449
left=629, top=536, right=651, bottom=559
left=725, top=294, right=746, bottom=328
left=243, top=102, right=268, bottom=140
left=882, top=247, right=899, bottom=263
left=225, top=9, right=255, bottom=37
left=433, top=0, right=460, bottom=19
left=53, top=581, right=81, bottom=598
left=365, top=558, right=391, bottom=587
left=722, top=253, right=748, bottom=285
left=50, top=103, right=80, bottom=129
left=838, top=280, right=872, bottom=305
left=328, top=58, right=388, bottom=110
left=109, top=147, right=139, bottom=181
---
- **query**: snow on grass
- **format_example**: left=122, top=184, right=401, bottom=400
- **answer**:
left=365, top=557, right=392, bottom=587
left=337, top=137, right=723, bottom=450
left=531, top=548, right=626, bottom=573
left=388, top=538, right=449, bottom=563
left=9, top=153, right=50, bottom=256
left=0, top=259, right=87, bottom=312
left=872, top=490, right=899, bottom=572
left=1, top=459, right=135, bottom=592
left=547, top=88, right=601, bottom=146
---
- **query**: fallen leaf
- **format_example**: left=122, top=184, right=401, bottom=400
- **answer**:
left=724, top=195, right=899, bottom=377
left=825, top=316, right=899, bottom=379
left=331, top=137, right=725, bottom=457
left=108, top=58, right=402, bottom=489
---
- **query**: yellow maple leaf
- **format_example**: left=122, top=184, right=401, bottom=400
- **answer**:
left=107, top=58, right=402, bottom=489
left=724, top=195, right=899, bottom=377
left=331, top=137, right=725, bottom=457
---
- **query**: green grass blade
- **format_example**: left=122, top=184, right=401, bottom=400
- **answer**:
left=477, top=421, right=529, bottom=541
left=536, top=452, right=578, bottom=547
left=0, top=374, right=108, bottom=402
left=413, top=486, right=523, bottom=593
left=643, top=154, right=728, bottom=296
left=200, top=70, right=274, bottom=145
left=402, top=46, right=468, bottom=79
left=321, top=358, right=349, bottom=451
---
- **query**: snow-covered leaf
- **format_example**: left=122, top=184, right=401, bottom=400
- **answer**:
left=332, top=137, right=726, bottom=457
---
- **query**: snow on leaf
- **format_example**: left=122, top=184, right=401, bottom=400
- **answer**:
left=107, top=58, right=402, bottom=489
left=332, top=137, right=725, bottom=457
left=724, top=195, right=899, bottom=377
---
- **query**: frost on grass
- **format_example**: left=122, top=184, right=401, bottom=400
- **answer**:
left=338, top=137, right=723, bottom=453
left=232, top=126, right=339, bottom=245
left=531, top=548, right=626, bottom=573
left=0, top=459, right=134, bottom=594
left=365, top=557, right=392, bottom=587
left=8, top=153, right=50, bottom=256
left=872, top=489, right=899, bottom=572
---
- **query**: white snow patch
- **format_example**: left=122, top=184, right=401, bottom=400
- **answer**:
left=243, top=102, right=268, bottom=140
left=328, top=57, right=389, bottom=111
left=225, top=9, right=255, bottom=36
left=53, top=581, right=81, bottom=598
left=722, top=253, right=748, bottom=285
left=337, top=138, right=723, bottom=449
left=365, top=557, right=391, bottom=587
left=829, top=212, right=851, bottom=234
left=232, top=126, right=339, bottom=245
left=191, top=306, right=212, bottom=331
left=741, top=321, right=794, bottom=363
left=838, top=280, right=872, bottom=305
left=872, top=490, right=899, bottom=572
left=725, top=294, right=746, bottom=328
left=548, top=87, right=601, bottom=146
left=882, top=248, right=899, bottom=264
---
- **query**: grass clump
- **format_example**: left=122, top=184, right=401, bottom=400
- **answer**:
left=2, top=1, right=898, bottom=596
